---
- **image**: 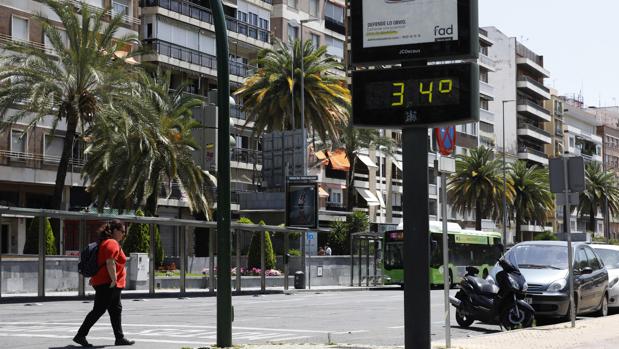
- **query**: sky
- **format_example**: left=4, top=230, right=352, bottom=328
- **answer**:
left=479, top=0, right=619, bottom=107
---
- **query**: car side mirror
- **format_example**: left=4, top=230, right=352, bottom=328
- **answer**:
left=580, top=267, right=593, bottom=275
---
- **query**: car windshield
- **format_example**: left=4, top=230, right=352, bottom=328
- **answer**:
left=506, top=244, right=568, bottom=270
left=593, top=248, right=619, bottom=269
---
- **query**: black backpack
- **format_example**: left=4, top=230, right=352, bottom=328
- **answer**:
left=78, top=241, right=101, bottom=277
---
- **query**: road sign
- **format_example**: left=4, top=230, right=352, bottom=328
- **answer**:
left=435, top=127, right=457, bottom=156
left=549, top=157, right=585, bottom=193
left=307, top=232, right=315, bottom=240
left=352, top=63, right=479, bottom=127
left=350, top=0, right=479, bottom=65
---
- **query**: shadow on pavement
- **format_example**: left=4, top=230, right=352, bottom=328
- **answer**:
left=452, top=324, right=501, bottom=334
left=49, top=345, right=107, bottom=349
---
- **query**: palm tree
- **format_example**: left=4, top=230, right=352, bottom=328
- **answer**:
left=0, top=0, right=141, bottom=209
left=578, top=162, right=619, bottom=234
left=448, top=146, right=514, bottom=230
left=233, top=38, right=350, bottom=144
left=82, top=71, right=215, bottom=218
left=508, top=160, right=554, bottom=241
left=336, top=119, right=394, bottom=211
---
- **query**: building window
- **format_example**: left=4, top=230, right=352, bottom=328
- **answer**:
left=309, top=0, right=319, bottom=16
left=480, top=99, right=489, bottom=110
left=324, top=2, right=344, bottom=23
left=310, top=33, right=320, bottom=48
left=287, top=0, right=298, bottom=9
left=325, top=35, right=343, bottom=58
left=44, top=134, right=64, bottom=160
left=237, top=11, right=248, bottom=23
left=479, top=69, right=488, bottom=83
left=327, top=188, right=342, bottom=205
left=259, top=18, right=269, bottom=30
left=112, top=0, right=130, bottom=17
left=146, top=23, right=153, bottom=38
left=11, top=16, right=29, bottom=41
left=287, top=23, right=299, bottom=42
left=249, top=12, right=258, bottom=26
left=479, top=45, right=488, bottom=56
left=11, top=130, right=26, bottom=154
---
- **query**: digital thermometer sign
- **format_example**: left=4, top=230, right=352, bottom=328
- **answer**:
left=352, top=62, right=479, bottom=127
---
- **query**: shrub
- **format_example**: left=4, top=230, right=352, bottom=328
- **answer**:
left=122, top=209, right=164, bottom=267
left=287, top=248, right=301, bottom=256
left=327, top=211, right=369, bottom=254
left=241, top=218, right=276, bottom=270
left=23, top=217, right=57, bottom=255
left=533, top=231, right=558, bottom=241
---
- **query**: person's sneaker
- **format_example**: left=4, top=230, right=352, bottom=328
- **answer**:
left=115, top=337, right=135, bottom=346
left=72, top=335, right=93, bottom=347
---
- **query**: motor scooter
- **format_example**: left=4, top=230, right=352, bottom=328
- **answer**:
left=449, top=258, right=535, bottom=330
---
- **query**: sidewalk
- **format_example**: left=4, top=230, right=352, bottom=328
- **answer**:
left=430, top=314, right=619, bottom=349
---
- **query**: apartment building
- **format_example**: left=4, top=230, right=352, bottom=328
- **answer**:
left=0, top=0, right=140, bottom=255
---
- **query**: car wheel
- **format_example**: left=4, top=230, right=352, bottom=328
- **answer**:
left=501, top=304, right=533, bottom=330
left=594, top=293, right=609, bottom=317
left=455, top=309, right=474, bottom=328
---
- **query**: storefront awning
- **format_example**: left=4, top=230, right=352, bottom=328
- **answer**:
left=356, top=154, right=378, bottom=169
left=318, top=187, right=329, bottom=197
left=355, top=188, right=380, bottom=206
left=391, top=156, right=403, bottom=171
left=327, top=149, right=350, bottom=171
left=376, top=191, right=386, bottom=208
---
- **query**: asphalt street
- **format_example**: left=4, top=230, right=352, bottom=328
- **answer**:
left=0, top=289, right=524, bottom=348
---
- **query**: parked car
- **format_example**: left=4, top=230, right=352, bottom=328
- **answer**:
left=590, top=244, right=619, bottom=308
left=488, top=241, right=608, bottom=319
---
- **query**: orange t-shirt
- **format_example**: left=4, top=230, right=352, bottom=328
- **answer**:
left=90, top=239, right=127, bottom=288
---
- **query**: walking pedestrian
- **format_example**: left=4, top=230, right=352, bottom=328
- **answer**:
left=325, top=243, right=332, bottom=256
left=73, top=219, right=135, bottom=347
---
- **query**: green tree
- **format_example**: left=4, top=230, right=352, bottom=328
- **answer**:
left=533, top=231, right=558, bottom=241
left=327, top=211, right=369, bottom=255
left=578, top=162, right=619, bottom=234
left=82, top=70, right=213, bottom=218
left=23, top=217, right=57, bottom=255
left=122, top=208, right=164, bottom=266
left=234, top=38, right=350, bottom=144
left=0, top=0, right=142, bottom=209
left=448, top=146, right=515, bottom=230
left=509, top=160, right=554, bottom=242
left=242, top=218, right=276, bottom=270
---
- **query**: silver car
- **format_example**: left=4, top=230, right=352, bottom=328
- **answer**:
left=489, top=241, right=609, bottom=318
left=590, top=244, right=619, bottom=308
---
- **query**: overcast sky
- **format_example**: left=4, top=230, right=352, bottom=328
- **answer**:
left=479, top=0, right=619, bottom=107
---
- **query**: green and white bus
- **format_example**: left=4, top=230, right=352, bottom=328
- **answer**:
left=383, top=221, right=503, bottom=287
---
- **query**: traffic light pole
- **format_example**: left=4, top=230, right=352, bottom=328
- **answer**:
left=209, top=0, right=232, bottom=346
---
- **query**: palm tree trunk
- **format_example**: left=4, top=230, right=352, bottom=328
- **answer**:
left=516, top=212, right=522, bottom=242
left=590, top=206, right=596, bottom=234
left=51, top=113, right=78, bottom=210
left=145, top=175, right=161, bottom=216
left=475, top=199, right=482, bottom=230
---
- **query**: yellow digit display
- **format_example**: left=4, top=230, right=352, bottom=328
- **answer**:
left=391, top=82, right=405, bottom=106
left=419, top=81, right=433, bottom=103
left=439, top=79, right=453, bottom=94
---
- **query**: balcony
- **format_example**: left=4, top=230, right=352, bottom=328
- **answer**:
left=516, top=43, right=549, bottom=78
left=69, top=0, right=140, bottom=25
left=325, top=16, right=345, bottom=35
left=142, top=0, right=269, bottom=43
left=0, top=33, right=54, bottom=55
left=478, top=53, right=496, bottom=71
left=143, top=39, right=255, bottom=78
left=480, top=108, right=495, bottom=124
left=231, top=148, right=262, bottom=166
left=517, top=76, right=551, bottom=100
left=0, top=150, right=85, bottom=169
left=479, top=80, right=495, bottom=100
left=478, top=28, right=493, bottom=45
left=517, top=98, right=552, bottom=122
left=517, top=145, right=549, bottom=165
left=517, top=122, right=552, bottom=144
left=230, top=104, right=246, bottom=120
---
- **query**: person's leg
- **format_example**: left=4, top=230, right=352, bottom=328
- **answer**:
left=108, top=288, right=134, bottom=345
left=75, top=285, right=112, bottom=346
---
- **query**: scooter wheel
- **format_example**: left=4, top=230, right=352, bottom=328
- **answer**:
left=501, top=305, right=533, bottom=330
left=455, top=309, right=474, bottom=328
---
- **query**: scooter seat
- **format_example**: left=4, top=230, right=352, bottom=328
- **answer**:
left=465, top=276, right=499, bottom=295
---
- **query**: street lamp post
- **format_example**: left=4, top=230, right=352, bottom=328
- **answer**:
left=299, top=18, right=318, bottom=175
left=502, top=100, right=515, bottom=245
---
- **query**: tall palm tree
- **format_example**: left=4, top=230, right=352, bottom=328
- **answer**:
left=578, top=162, right=619, bottom=234
left=508, top=160, right=554, bottom=241
left=336, top=118, right=394, bottom=211
left=448, top=146, right=515, bottom=230
left=0, top=0, right=141, bottom=209
left=234, top=38, right=350, bottom=144
left=82, top=71, right=215, bottom=218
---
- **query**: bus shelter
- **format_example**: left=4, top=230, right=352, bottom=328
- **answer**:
left=350, top=231, right=383, bottom=287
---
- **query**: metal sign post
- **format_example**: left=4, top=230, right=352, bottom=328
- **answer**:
left=437, top=154, right=455, bottom=348
left=549, top=155, right=585, bottom=329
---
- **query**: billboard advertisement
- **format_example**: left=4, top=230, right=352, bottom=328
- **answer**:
left=363, top=0, right=458, bottom=48
left=286, top=179, right=318, bottom=229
